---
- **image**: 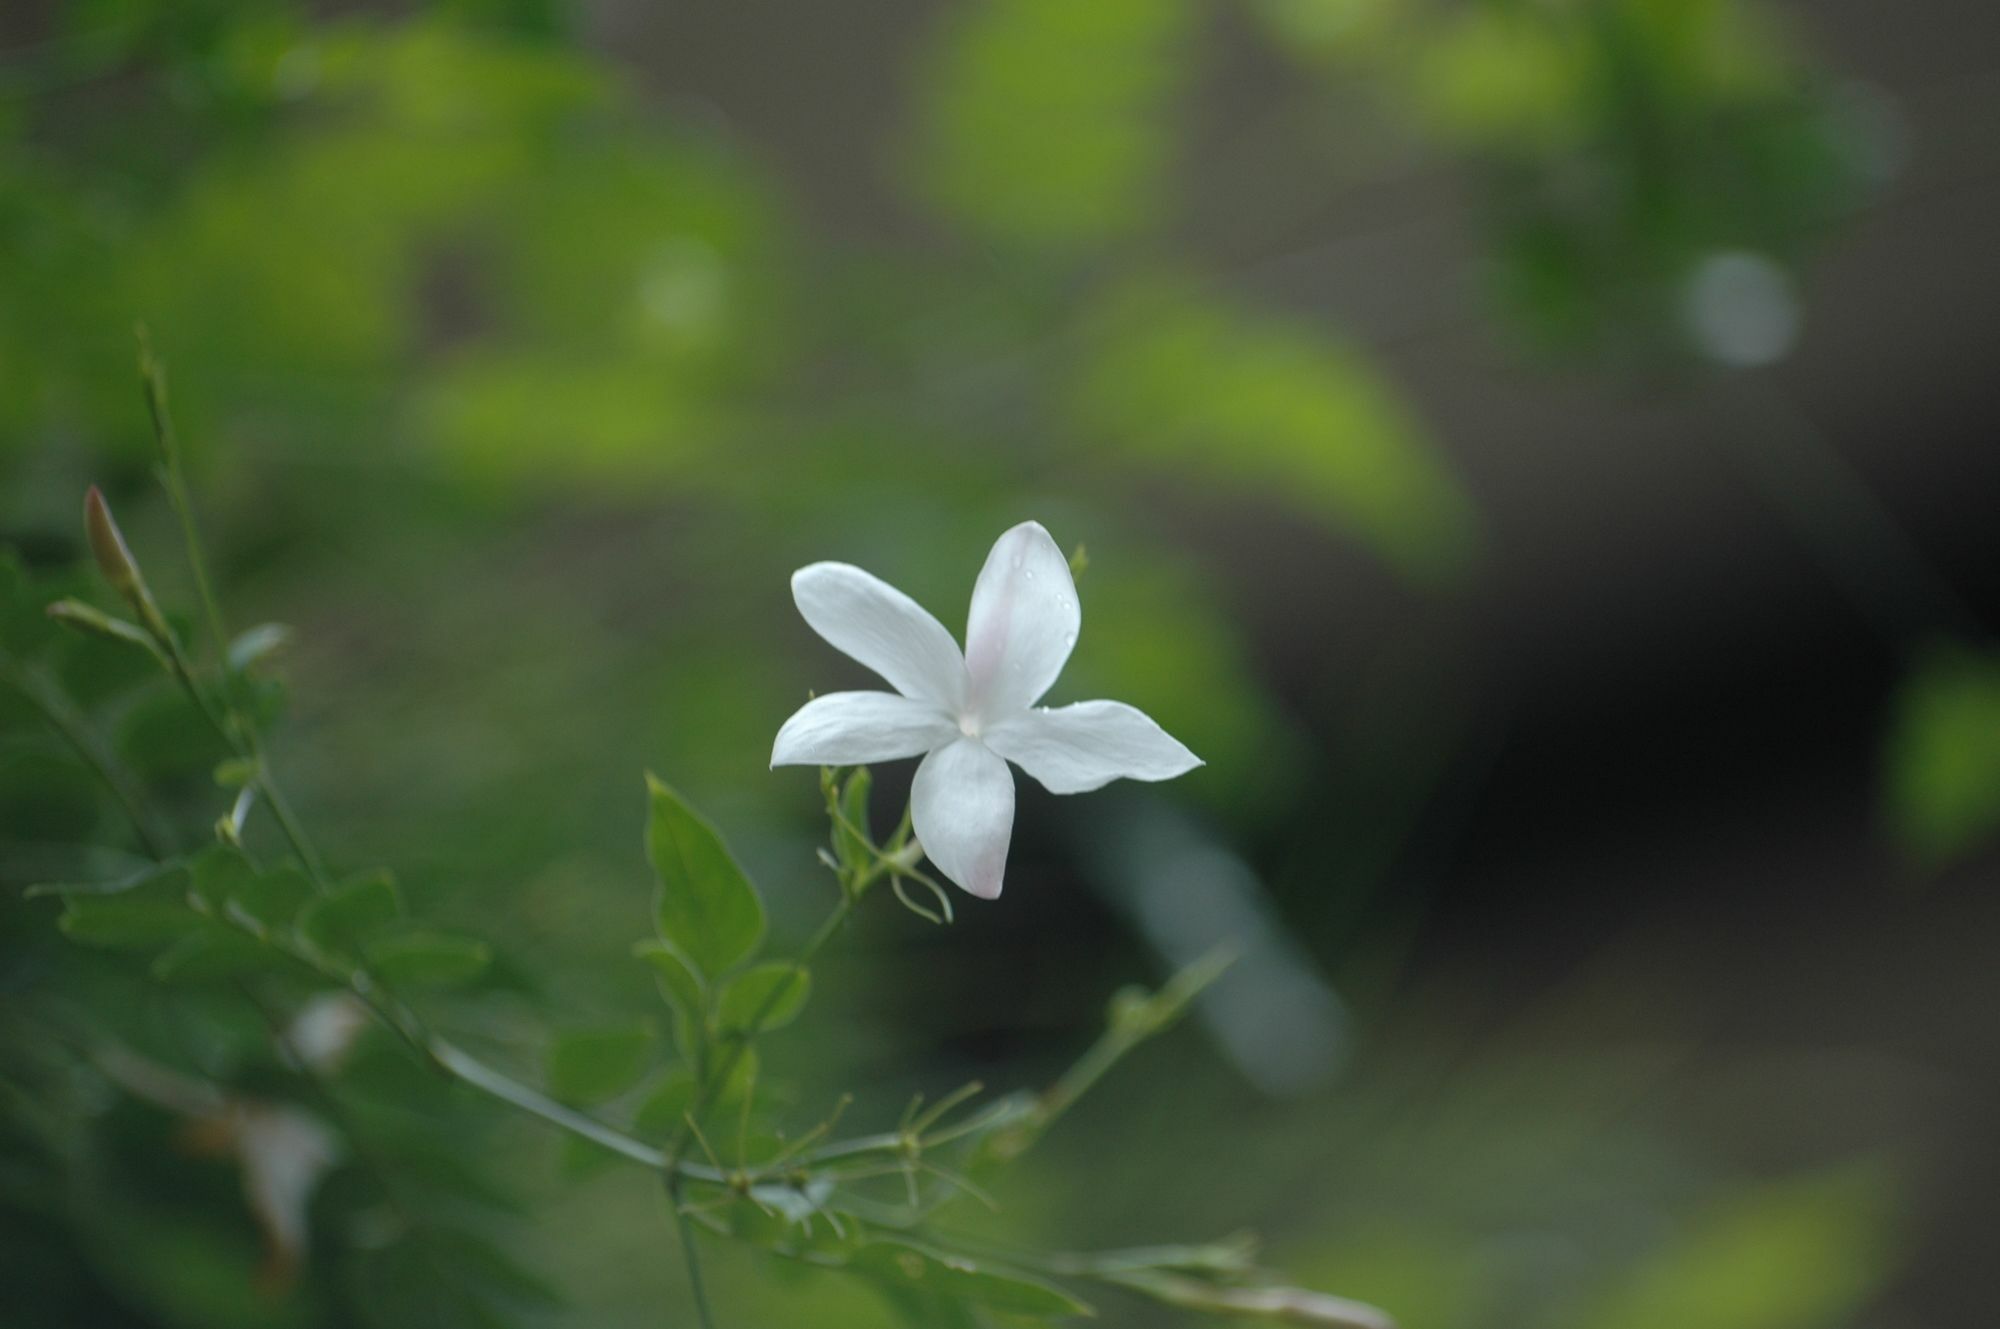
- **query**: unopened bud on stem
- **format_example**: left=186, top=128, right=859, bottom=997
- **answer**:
left=82, top=486, right=172, bottom=645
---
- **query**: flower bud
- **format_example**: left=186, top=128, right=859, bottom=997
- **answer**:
left=81, top=486, right=171, bottom=644
left=84, top=486, right=141, bottom=598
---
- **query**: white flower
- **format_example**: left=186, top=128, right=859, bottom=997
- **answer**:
left=773, top=521, right=1202, bottom=899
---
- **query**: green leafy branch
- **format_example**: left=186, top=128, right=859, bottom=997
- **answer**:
left=14, top=346, right=1394, bottom=1328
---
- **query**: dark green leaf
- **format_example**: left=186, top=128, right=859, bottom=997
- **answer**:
left=715, top=962, right=810, bottom=1035
left=297, top=871, right=403, bottom=958
left=190, top=846, right=314, bottom=931
left=55, top=866, right=194, bottom=950
left=645, top=775, right=764, bottom=978
left=150, top=927, right=286, bottom=983
left=544, top=1021, right=655, bottom=1106
left=366, top=931, right=491, bottom=988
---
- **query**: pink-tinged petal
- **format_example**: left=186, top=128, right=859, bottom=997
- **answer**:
left=911, top=737, right=1016, bottom=899
left=792, top=562, right=969, bottom=709
left=772, top=691, right=958, bottom=767
left=963, top=521, right=1080, bottom=718
left=983, top=701, right=1202, bottom=795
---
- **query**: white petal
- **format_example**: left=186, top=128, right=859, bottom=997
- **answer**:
left=911, top=737, right=1016, bottom=899
left=772, top=691, right=957, bottom=767
left=964, top=521, right=1080, bottom=718
left=792, top=562, right=968, bottom=709
left=983, top=701, right=1202, bottom=795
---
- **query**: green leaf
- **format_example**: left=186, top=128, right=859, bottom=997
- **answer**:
left=911, top=0, right=1196, bottom=248
left=852, top=1239, right=1092, bottom=1318
left=645, top=775, right=764, bottom=978
left=716, top=962, right=811, bottom=1035
left=1070, top=277, right=1478, bottom=585
left=1578, top=1166, right=1896, bottom=1329
left=365, top=931, right=491, bottom=988
left=544, top=1021, right=655, bottom=1106
left=1884, top=648, right=2000, bottom=866
left=297, top=871, right=403, bottom=958
left=633, top=938, right=707, bottom=1059
left=150, top=927, right=286, bottom=984
left=632, top=1068, right=698, bottom=1137
left=189, top=847, right=314, bottom=931
left=55, top=866, right=194, bottom=950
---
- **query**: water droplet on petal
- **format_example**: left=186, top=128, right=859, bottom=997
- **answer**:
left=1024, top=568, right=1036, bottom=581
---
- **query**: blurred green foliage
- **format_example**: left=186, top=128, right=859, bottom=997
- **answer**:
left=1884, top=647, right=2000, bottom=867
left=0, top=0, right=1947, bottom=1324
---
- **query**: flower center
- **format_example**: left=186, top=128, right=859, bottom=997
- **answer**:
left=957, top=712, right=983, bottom=740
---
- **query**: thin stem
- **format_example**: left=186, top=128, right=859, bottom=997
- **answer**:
left=139, top=331, right=329, bottom=886
left=668, top=891, right=857, bottom=1162
left=0, top=649, right=172, bottom=857
left=668, top=1176, right=719, bottom=1329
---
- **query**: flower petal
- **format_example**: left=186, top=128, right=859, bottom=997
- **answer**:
left=911, top=737, right=1016, bottom=899
left=964, top=521, right=1080, bottom=718
left=983, top=701, right=1202, bottom=795
left=772, top=691, right=958, bottom=767
left=792, top=562, right=968, bottom=708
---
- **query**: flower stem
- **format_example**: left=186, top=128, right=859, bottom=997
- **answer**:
left=0, top=647, right=172, bottom=857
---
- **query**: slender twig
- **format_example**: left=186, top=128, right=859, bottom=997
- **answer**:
left=0, top=648, right=172, bottom=857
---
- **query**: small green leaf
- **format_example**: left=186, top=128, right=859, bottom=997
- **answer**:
left=715, top=1045, right=759, bottom=1107
left=634, top=938, right=707, bottom=1059
left=645, top=775, right=764, bottom=978
left=365, top=931, right=491, bottom=988
left=632, top=1068, right=698, bottom=1137
left=633, top=939, right=706, bottom=1015
left=545, top=1021, right=656, bottom=1106
left=189, top=847, right=313, bottom=931
left=853, top=1239, right=1092, bottom=1318
left=297, top=871, right=403, bottom=958
left=716, top=962, right=811, bottom=1035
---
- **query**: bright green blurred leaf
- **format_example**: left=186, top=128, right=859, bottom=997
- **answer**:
left=1070, top=278, right=1478, bottom=584
left=911, top=0, right=1195, bottom=248
left=1579, top=1166, right=1897, bottom=1329
left=1884, top=648, right=2000, bottom=866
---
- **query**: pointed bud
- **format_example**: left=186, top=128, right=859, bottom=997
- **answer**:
left=84, top=487, right=141, bottom=598
left=81, top=486, right=172, bottom=645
